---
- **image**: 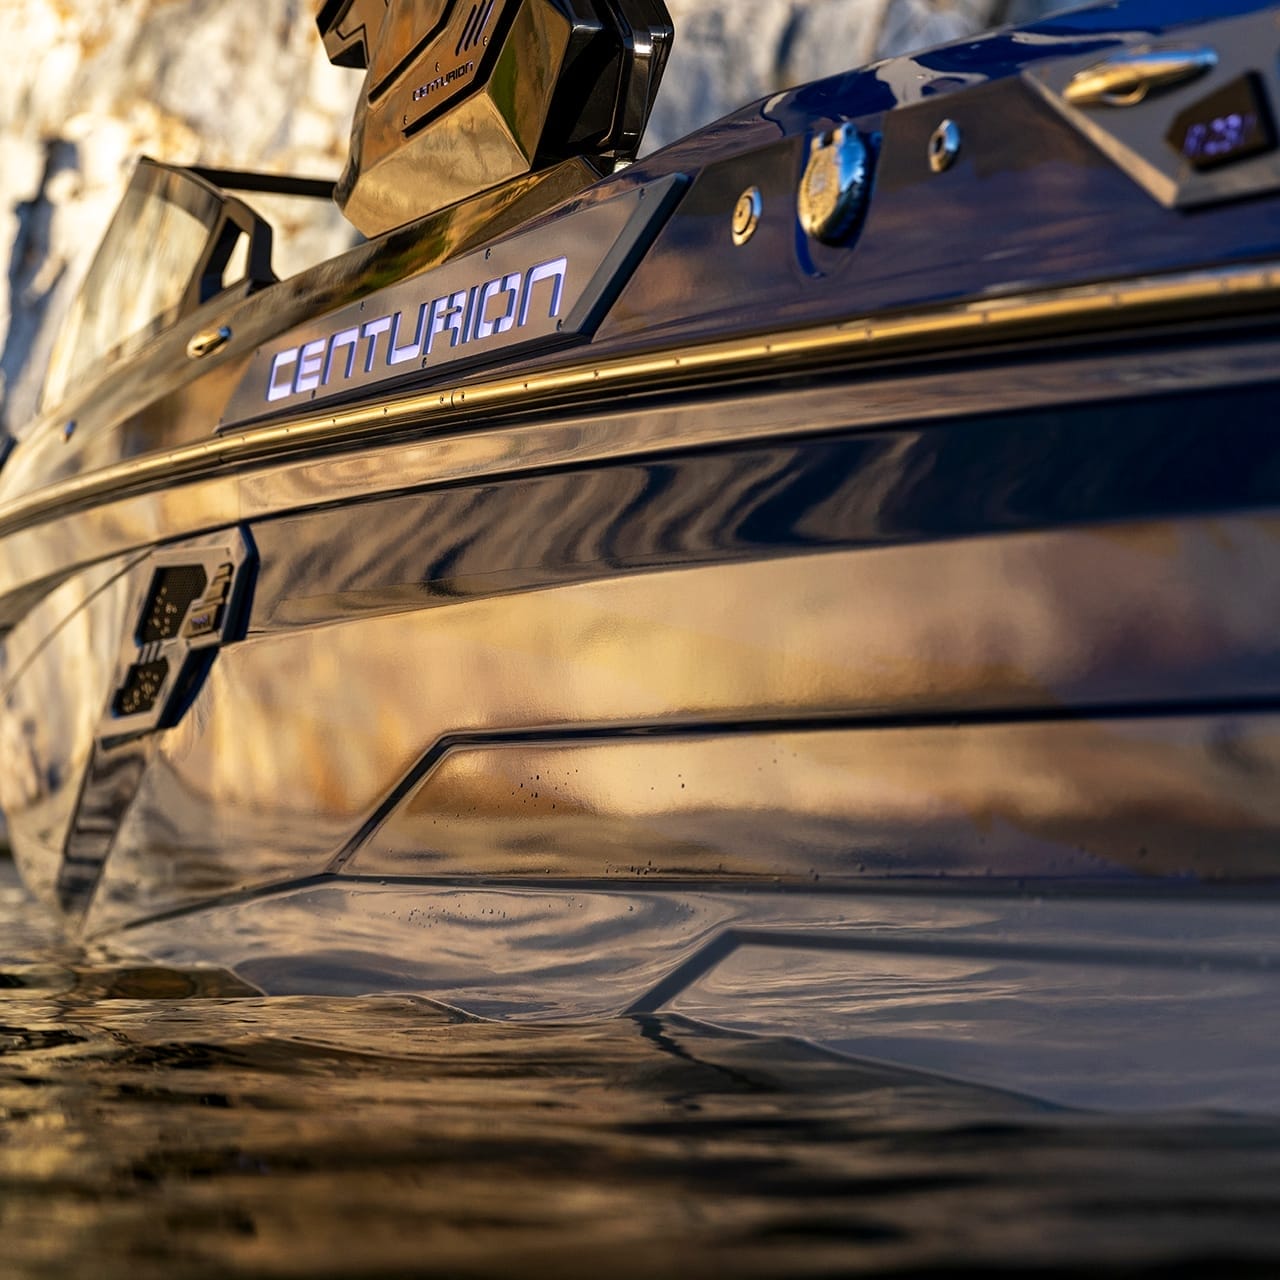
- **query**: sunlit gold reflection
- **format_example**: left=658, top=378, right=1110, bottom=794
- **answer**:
left=71, top=512, right=1280, bottom=928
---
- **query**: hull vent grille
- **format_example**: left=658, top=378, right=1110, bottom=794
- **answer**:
left=111, top=659, right=170, bottom=717
left=138, top=566, right=207, bottom=643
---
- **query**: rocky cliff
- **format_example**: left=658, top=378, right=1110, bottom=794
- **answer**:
left=0, top=0, right=1056, bottom=439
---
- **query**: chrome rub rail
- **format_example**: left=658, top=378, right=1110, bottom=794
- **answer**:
left=4, top=259, right=1280, bottom=541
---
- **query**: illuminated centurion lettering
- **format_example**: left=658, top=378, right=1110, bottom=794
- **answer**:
left=461, top=285, right=481, bottom=344
left=389, top=304, right=429, bottom=365
left=360, top=316, right=393, bottom=372
left=324, top=327, right=360, bottom=384
left=428, top=291, right=468, bottom=353
left=262, top=255, right=572, bottom=405
left=294, top=339, right=326, bottom=394
left=519, top=257, right=567, bottom=327
left=476, top=273, right=521, bottom=340
left=267, top=348, right=299, bottom=402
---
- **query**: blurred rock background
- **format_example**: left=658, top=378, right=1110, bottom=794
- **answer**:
left=0, top=0, right=1059, bottom=441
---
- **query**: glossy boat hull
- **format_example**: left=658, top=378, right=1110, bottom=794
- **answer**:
left=8, top=324, right=1280, bottom=1108
left=4, top=0, right=1280, bottom=1111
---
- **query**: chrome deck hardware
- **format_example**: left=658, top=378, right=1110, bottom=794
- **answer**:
left=1065, top=47, right=1218, bottom=107
left=731, top=186, right=762, bottom=245
left=928, top=119, right=962, bottom=173
left=798, top=124, right=869, bottom=245
left=186, top=325, right=232, bottom=359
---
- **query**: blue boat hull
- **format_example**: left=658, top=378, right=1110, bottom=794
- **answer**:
left=4, top=0, right=1280, bottom=1110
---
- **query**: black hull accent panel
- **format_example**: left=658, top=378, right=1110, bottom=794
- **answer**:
left=7, top=341, right=1280, bottom=933
left=248, top=375, right=1280, bottom=631
left=85, top=502, right=1280, bottom=930
left=10, top=0, right=1280, bottom=1114
left=353, top=711, right=1280, bottom=882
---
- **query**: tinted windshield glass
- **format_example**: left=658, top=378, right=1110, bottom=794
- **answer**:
left=42, top=182, right=211, bottom=410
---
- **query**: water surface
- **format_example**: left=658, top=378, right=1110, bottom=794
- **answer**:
left=2, top=860, right=1278, bottom=1279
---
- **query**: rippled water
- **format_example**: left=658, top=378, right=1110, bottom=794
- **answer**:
left=2, top=861, right=1280, bottom=1278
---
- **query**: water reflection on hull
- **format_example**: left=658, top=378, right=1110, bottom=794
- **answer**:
left=115, top=878, right=1280, bottom=1114
left=6, top=371, right=1280, bottom=1112
left=8, top=1, right=1280, bottom=1124
left=3, top=860, right=1279, bottom=1279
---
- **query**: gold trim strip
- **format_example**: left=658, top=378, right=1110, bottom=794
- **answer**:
left=4, top=259, right=1279, bottom=538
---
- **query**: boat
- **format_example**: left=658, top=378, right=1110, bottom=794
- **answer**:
left=2, top=0, right=1279, bottom=1112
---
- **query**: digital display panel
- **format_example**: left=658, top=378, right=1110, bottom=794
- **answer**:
left=1167, top=72, right=1276, bottom=171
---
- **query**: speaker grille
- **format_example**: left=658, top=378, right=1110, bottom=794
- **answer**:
left=112, top=659, right=170, bottom=718
left=138, top=566, right=207, bottom=644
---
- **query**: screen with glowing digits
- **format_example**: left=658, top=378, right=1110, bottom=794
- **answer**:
left=1168, top=73, right=1276, bottom=171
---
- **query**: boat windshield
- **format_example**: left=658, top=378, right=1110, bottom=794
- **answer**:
left=41, top=160, right=275, bottom=413
left=42, top=184, right=211, bottom=410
